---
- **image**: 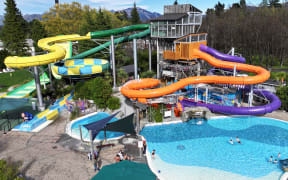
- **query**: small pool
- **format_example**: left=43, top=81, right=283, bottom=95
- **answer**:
left=140, top=116, right=288, bottom=180
left=70, top=112, right=124, bottom=141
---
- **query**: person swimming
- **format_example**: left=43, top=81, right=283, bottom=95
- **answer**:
left=269, top=156, right=273, bottom=162
left=236, top=137, right=241, bottom=144
left=152, top=149, right=156, bottom=159
left=229, top=138, right=234, bottom=145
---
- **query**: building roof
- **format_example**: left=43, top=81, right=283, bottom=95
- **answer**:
left=119, top=64, right=136, bottom=74
left=150, top=13, right=187, bottom=21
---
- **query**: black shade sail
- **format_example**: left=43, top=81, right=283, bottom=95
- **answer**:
left=106, top=113, right=136, bottom=135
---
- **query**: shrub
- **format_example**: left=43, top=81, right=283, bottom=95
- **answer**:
left=0, top=159, right=24, bottom=180
left=107, top=96, right=121, bottom=110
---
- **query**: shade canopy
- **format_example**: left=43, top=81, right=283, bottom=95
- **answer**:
left=91, top=161, right=156, bottom=180
left=106, top=113, right=135, bottom=135
left=83, top=112, right=119, bottom=140
left=0, top=98, right=30, bottom=111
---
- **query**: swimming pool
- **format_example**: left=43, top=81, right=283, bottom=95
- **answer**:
left=69, top=112, right=124, bottom=141
left=140, top=116, right=288, bottom=180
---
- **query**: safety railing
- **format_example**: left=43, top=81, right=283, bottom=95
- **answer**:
left=163, top=33, right=208, bottom=60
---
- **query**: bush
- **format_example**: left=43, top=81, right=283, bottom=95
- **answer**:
left=276, top=86, right=288, bottom=111
left=140, top=70, right=155, bottom=78
left=70, top=106, right=80, bottom=121
left=154, top=108, right=163, bottom=123
left=0, top=159, right=24, bottom=180
left=74, top=77, right=112, bottom=109
left=107, top=96, right=121, bottom=110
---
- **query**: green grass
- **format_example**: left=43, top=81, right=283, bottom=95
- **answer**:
left=271, top=65, right=288, bottom=70
left=0, top=70, right=33, bottom=93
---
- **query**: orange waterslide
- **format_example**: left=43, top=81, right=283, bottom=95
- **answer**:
left=120, top=48, right=270, bottom=102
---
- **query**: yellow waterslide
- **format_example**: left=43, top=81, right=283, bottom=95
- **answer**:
left=4, top=35, right=90, bottom=69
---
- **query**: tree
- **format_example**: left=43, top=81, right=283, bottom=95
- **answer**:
left=240, top=0, right=246, bottom=8
left=140, top=70, right=155, bottom=78
left=0, top=49, right=10, bottom=70
left=75, top=77, right=113, bottom=109
left=1, top=0, right=28, bottom=56
left=131, top=2, right=140, bottom=24
left=96, top=9, right=112, bottom=30
left=269, top=0, right=282, bottom=8
left=41, top=2, right=84, bottom=35
left=90, top=77, right=112, bottom=109
left=174, top=0, right=178, bottom=5
left=232, top=3, right=241, bottom=9
left=117, top=68, right=128, bottom=85
left=276, top=86, right=288, bottom=111
left=215, top=2, right=225, bottom=16
left=29, top=19, right=47, bottom=52
left=107, top=96, right=121, bottom=110
left=261, top=0, right=268, bottom=6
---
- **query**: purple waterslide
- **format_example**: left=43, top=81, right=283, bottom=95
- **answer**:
left=200, top=44, right=246, bottom=63
left=180, top=90, right=281, bottom=115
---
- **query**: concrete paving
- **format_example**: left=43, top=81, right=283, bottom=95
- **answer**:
left=0, top=100, right=146, bottom=180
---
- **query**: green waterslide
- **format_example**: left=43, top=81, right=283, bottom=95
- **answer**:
left=69, top=24, right=150, bottom=60
left=3, top=73, right=49, bottom=98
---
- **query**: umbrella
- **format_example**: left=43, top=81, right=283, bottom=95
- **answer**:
left=0, top=98, right=30, bottom=111
left=91, top=161, right=157, bottom=180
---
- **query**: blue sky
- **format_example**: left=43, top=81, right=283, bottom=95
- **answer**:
left=0, top=0, right=265, bottom=15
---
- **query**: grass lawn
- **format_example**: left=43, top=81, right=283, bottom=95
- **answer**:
left=0, top=70, right=34, bottom=93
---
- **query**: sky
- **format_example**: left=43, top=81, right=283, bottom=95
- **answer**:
left=0, top=0, right=266, bottom=15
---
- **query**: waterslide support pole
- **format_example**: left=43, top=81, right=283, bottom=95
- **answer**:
left=33, top=66, right=45, bottom=111
left=136, top=108, right=140, bottom=134
left=233, top=65, right=237, bottom=77
left=156, top=39, right=160, bottom=79
left=48, top=64, right=54, bottom=90
left=197, top=61, right=200, bottom=76
left=248, top=85, right=254, bottom=107
left=148, top=39, right=152, bottom=71
left=111, top=36, right=117, bottom=90
left=205, top=87, right=208, bottom=104
left=195, top=87, right=198, bottom=102
left=89, top=130, right=95, bottom=159
left=133, top=39, right=138, bottom=79
left=79, top=125, right=83, bottom=142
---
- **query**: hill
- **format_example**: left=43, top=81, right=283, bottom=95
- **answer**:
left=115, top=7, right=161, bottom=22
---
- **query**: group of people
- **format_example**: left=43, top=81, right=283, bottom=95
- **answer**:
left=269, top=153, right=281, bottom=164
left=229, top=136, right=241, bottom=145
left=21, top=112, right=33, bottom=122
left=114, top=150, right=133, bottom=162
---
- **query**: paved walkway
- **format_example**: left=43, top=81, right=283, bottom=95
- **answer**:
left=0, top=106, right=146, bottom=180
left=0, top=114, right=98, bottom=180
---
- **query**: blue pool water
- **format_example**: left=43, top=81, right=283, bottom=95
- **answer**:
left=140, top=116, right=288, bottom=179
left=70, top=112, right=124, bottom=140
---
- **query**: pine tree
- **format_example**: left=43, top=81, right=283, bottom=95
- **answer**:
left=240, top=0, right=246, bottom=8
left=261, top=0, right=268, bottom=6
left=29, top=19, right=47, bottom=52
left=1, top=0, right=28, bottom=56
left=131, top=2, right=140, bottom=24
